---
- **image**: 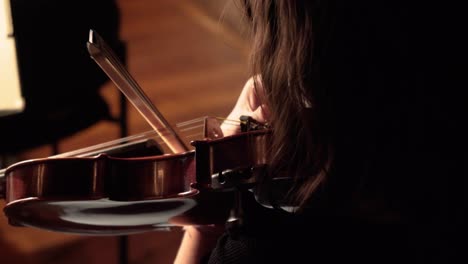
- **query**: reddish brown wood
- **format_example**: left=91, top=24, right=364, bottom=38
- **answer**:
left=2, top=130, right=270, bottom=235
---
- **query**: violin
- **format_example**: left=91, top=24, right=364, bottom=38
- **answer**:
left=0, top=120, right=270, bottom=235
left=0, top=30, right=272, bottom=236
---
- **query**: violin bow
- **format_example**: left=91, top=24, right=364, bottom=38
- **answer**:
left=87, top=29, right=189, bottom=153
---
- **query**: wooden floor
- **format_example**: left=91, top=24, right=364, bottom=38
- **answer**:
left=0, top=0, right=249, bottom=263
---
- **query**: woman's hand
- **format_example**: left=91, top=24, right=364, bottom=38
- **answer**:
left=221, top=76, right=269, bottom=136
left=174, top=76, right=269, bottom=263
left=174, top=225, right=225, bottom=264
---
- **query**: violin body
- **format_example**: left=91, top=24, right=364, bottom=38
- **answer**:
left=1, top=30, right=272, bottom=236
left=2, top=130, right=270, bottom=235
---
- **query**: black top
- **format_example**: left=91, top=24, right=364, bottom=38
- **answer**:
left=206, top=2, right=467, bottom=263
left=206, top=188, right=464, bottom=264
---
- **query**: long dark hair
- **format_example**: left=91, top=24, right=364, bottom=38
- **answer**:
left=240, top=1, right=333, bottom=209
left=236, top=2, right=467, bottom=259
left=239, top=0, right=468, bottom=218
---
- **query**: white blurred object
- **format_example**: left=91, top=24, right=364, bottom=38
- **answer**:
left=0, top=0, right=24, bottom=117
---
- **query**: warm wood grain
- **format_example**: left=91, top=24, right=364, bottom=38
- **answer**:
left=0, top=1, right=248, bottom=263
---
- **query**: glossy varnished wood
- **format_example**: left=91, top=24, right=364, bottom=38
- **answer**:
left=0, top=0, right=248, bottom=263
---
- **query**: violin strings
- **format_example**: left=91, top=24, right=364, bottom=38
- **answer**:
left=1, top=116, right=243, bottom=166
left=53, top=116, right=240, bottom=157
left=0, top=117, right=249, bottom=178
left=51, top=130, right=160, bottom=158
